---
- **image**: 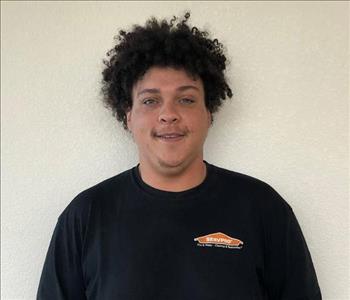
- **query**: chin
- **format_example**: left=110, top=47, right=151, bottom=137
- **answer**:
left=157, top=156, right=185, bottom=169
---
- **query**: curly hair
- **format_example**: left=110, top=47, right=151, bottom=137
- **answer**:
left=101, top=12, right=233, bottom=129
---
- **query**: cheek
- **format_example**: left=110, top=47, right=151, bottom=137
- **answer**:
left=188, top=112, right=210, bottom=133
left=129, top=112, right=157, bottom=144
left=129, top=109, right=153, bottom=130
left=132, top=124, right=149, bottom=141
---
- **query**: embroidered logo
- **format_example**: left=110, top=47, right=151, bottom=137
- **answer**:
left=194, top=232, right=244, bottom=249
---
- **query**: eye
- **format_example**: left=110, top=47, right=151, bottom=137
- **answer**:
left=179, top=98, right=195, bottom=105
left=142, top=98, right=158, bottom=105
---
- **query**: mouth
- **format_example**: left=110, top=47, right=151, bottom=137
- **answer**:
left=153, top=132, right=186, bottom=142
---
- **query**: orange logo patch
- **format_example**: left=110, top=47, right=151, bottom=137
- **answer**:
left=194, top=232, right=243, bottom=249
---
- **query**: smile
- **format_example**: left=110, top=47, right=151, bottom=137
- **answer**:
left=155, top=133, right=185, bottom=141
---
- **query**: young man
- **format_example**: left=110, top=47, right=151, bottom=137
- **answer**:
left=37, top=14, right=322, bottom=299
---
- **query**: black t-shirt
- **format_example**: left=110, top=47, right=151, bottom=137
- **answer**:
left=37, top=162, right=321, bottom=299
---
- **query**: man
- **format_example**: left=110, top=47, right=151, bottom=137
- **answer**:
left=37, top=13, right=322, bottom=299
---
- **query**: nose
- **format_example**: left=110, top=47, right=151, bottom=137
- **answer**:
left=158, top=102, right=180, bottom=124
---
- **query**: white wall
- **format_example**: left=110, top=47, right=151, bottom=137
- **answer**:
left=1, top=1, right=348, bottom=299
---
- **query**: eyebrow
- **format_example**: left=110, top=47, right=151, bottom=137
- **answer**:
left=136, top=85, right=200, bottom=97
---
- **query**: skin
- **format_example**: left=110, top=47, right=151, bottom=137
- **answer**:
left=127, top=66, right=212, bottom=192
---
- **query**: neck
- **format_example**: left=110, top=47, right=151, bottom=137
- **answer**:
left=138, top=158, right=207, bottom=192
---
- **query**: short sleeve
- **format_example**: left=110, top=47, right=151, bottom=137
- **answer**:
left=37, top=198, right=89, bottom=300
left=262, top=187, right=322, bottom=300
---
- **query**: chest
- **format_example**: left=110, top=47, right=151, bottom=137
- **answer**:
left=82, top=198, right=266, bottom=299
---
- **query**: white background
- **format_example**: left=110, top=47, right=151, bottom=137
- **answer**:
left=1, top=1, right=349, bottom=299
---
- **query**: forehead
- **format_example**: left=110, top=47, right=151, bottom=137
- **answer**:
left=132, top=67, right=203, bottom=93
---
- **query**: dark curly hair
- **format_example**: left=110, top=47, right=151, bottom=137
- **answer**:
left=101, top=12, right=233, bottom=129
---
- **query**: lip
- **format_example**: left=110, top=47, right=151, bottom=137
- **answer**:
left=154, top=132, right=186, bottom=142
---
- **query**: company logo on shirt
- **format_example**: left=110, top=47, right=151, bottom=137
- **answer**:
left=194, top=232, right=243, bottom=249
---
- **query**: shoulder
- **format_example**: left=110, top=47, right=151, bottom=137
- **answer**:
left=211, top=163, right=270, bottom=188
left=209, top=163, right=298, bottom=235
left=58, top=168, right=132, bottom=223
left=209, top=163, right=293, bottom=213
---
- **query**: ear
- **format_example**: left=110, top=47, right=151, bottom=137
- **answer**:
left=126, top=110, right=132, bottom=132
left=207, top=110, right=213, bottom=127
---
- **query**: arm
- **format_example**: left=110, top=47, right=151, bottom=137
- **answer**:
left=262, top=187, right=322, bottom=299
left=37, top=209, right=87, bottom=299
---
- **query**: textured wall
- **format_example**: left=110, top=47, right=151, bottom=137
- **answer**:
left=1, top=1, right=348, bottom=299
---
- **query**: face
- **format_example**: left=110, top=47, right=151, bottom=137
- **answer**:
left=127, top=66, right=211, bottom=175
